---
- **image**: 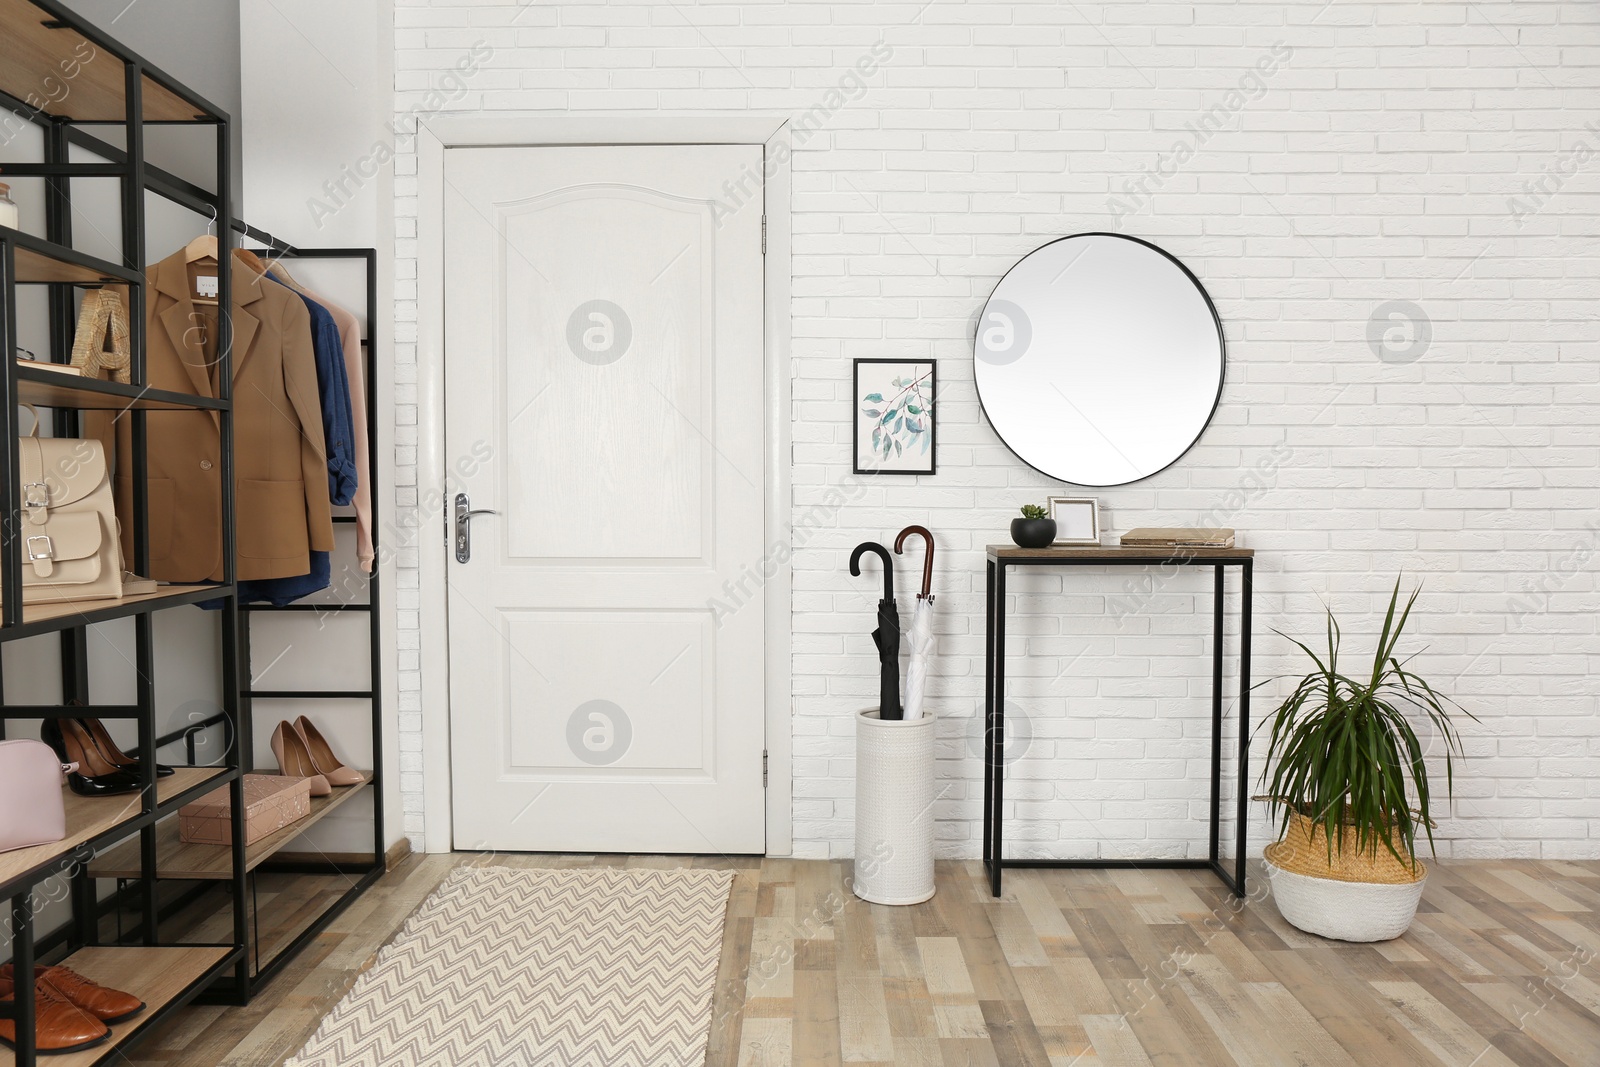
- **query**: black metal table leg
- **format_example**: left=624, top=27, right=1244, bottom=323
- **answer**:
left=1209, top=564, right=1224, bottom=867
left=1236, top=559, right=1253, bottom=894
left=990, top=562, right=1008, bottom=897
left=983, top=559, right=995, bottom=884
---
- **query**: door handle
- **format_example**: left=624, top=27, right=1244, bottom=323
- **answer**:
left=454, top=493, right=498, bottom=563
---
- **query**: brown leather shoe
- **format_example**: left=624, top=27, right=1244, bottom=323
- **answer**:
left=0, top=974, right=111, bottom=1053
left=36, top=966, right=145, bottom=1024
left=0, top=966, right=144, bottom=1024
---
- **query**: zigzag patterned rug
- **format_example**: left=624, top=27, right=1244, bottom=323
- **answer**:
left=286, top=865, right=735, bottom=1067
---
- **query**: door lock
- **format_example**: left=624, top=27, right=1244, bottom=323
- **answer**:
left=454, top=493, right=498, bottom=563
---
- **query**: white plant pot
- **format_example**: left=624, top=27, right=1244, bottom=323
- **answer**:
left=853, top=708, right=935, bottom=906
left=1264, top=857, right=1427, bottom=942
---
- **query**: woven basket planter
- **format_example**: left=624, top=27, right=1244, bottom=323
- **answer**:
left=852, top=709, right=935, bottom=906
left=1263, top=811, right=1427, bottom=942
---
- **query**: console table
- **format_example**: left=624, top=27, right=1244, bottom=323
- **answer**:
left=983, top=544, right=1254, bottom=897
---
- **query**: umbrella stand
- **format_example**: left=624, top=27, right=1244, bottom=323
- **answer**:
left=853, top=708, right=935, bottom=905
left=850, top=531, right=936, bottom=906
left=849, top=541, right=901, bottom=720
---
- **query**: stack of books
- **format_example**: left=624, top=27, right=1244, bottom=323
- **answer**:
left=16, top=357, right=84, bottom=376
left=1120, top=528, right=1236, bottom=549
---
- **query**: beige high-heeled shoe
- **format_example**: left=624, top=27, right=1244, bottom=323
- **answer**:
left=292, top=716, right=364, bottom=787
left=270, top=721, right=331, bottom=797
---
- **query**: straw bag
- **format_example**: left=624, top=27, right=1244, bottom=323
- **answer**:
left=70, top=288, right=132, bottom=383
left=8, top=411, right=123, bottom=604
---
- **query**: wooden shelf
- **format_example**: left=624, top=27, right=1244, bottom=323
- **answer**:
left=12, top=244, right=121, bottom=285
left=132, top=869, right=374, bottom=974
left=15, top=366, right=228, bottom=412
left=6, top=585, right=227, bottom=639
left=988, top=543, right=1255, bottom=560
left=1, top=229, right=140, bottom=286
left=0, top=768, right=224, bottom=893
left=0, top=0, right=206, bottom=123
left=89, top=777, right=373, bottom=880
left=0, top=945, right=230, bottom=1067
left=23, top=586, right=218, bottom=624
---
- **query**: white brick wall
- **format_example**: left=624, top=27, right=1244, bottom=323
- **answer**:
left=391, top=0, right=1600, bottom=860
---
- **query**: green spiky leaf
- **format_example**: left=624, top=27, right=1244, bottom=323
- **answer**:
left=1254, top=577, right=1475, bottom=871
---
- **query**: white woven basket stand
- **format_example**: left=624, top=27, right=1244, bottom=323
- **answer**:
left=852, top=709, right=935, bottom=906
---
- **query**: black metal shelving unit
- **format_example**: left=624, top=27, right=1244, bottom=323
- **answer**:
left=233, top=236, right=384, bottom=993
left=0, top=0, right=385, bottom=1056
left=0, top=1, right=248, bottom=1062
left=79, top=235, right=385, bottom=997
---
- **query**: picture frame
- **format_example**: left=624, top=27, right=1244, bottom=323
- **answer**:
left=854, top=358, right=936, bottom=475
left=1048, top=496, right=1100, bottom=545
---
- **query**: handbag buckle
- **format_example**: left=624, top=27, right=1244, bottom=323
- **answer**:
left=26, top=535, right=53, bottom=561
left=22, top=482, right=49, bottom=509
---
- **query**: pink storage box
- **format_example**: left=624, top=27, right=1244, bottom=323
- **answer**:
left=179, top=774, right=312, bottom=846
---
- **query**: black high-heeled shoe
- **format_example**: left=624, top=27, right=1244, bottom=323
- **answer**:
left=40, top=719, right=142, bottom=797
left=81, top=717, right=174, bottom=778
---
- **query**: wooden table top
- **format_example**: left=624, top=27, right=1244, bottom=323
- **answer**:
left=987, top=543, right=1254, bottom=560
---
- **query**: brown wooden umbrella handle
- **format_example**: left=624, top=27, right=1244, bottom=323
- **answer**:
left=894, top=525, right=934, bottom=600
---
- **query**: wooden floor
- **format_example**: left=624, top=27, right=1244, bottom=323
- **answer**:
left=121, top=854, right=1600, bottom=1066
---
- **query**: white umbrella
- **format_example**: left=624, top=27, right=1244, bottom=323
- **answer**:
left=903, top=594, right=935, bottom=720
left=894, top=526, right=936, bottom=720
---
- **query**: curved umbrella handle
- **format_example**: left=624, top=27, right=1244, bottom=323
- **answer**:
left=894, top=525, right=935, bottom=600
left=849, top=541, right=895, bottom=603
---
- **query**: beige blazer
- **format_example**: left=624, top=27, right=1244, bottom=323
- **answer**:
left=96, top=250, right=334, bottom=583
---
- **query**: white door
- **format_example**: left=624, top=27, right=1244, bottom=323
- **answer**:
left=444, top=145, right=767, bottom=854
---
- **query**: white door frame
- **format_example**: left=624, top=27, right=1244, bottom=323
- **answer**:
left=415, top=113, right=793, bottom=856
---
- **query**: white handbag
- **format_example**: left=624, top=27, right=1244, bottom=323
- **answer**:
left=0, top=739, right=75, bottom=854
left=13, top=411, right=123, bottom=604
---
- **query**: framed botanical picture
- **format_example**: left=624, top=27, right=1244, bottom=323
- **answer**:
left=854, top=359, right=936, bottom=475
left=1049, top=496, right=1100, bottom=545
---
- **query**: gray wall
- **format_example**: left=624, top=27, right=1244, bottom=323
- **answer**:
left=62, top=0, right=243, bottom=201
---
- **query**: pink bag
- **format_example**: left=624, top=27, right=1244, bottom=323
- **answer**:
left=0, top=739, right=74, bottom=853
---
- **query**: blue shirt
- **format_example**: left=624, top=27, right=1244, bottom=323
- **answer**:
left=271, top=271, right=357, bottom=506
left=199, top=550, right=329, bottom=609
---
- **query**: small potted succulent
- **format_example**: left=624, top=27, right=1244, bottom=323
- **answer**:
left=1257, top=579, right=1472, bottom=942
left=1010, top=504, right=1056, bottom=548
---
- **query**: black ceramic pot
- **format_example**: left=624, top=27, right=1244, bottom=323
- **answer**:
left=1010, top=517, right=1057, bottom=548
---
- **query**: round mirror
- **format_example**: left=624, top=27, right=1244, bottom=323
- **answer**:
left=974, top=233, right=1224, bottom=487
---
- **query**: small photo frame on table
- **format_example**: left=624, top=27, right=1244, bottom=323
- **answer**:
left=854, top=358, right=936, bottom=475
left=1049, top=496, right=1100, bottom=545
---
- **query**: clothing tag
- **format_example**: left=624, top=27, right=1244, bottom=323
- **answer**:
left=195, top=275, right=218, bottom=299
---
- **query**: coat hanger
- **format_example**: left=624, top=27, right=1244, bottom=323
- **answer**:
left=233, top=246, right=271, bottom=276
left=183, top=204, right=219, bottom=265
left=183, top=205, right=220, bottom=305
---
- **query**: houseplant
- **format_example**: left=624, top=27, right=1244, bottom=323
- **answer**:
left=1257, top=579, right=1471, bottom=942
left=1010, top=504, right=1056, bottom=548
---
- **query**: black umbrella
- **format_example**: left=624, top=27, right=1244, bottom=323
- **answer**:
left=850, top=541, right=902, bottom=720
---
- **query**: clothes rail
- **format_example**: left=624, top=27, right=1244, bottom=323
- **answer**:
left=78, top=232, right=385, bottom=1000
left=223, top=237, right=384, bottom=994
